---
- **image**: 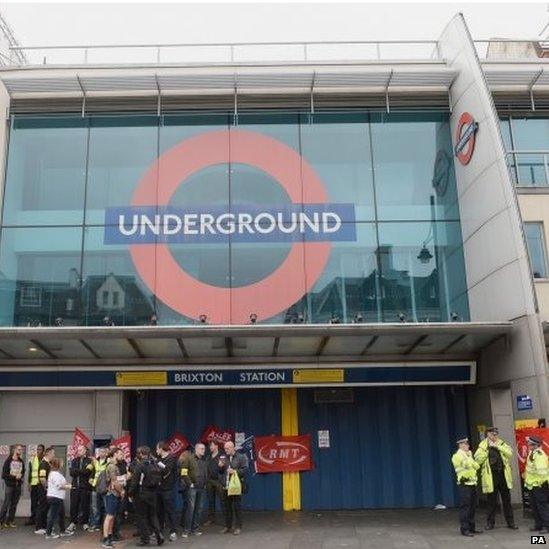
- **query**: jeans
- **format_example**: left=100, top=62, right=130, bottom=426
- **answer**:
left=46, top=497, right=65, bottom=535
left=206, top=480, right=224, bottom=521
left=184, top=486, right=205, bottom=533
left=157, top=489, right=177, bottom=534
left=90, top=491, right=105, bottom=528
left=69, top=487, right=91, bottom=525
left=0, top=484, right=21, bottom=524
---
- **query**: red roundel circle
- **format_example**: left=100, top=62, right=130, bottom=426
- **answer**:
left=455, top=112, right=477, bottom=166
left=129, top=129, right=331, bottom=324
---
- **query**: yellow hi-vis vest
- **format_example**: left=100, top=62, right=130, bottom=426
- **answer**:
left=525, top=448, right=549, bottom=490
left=91, top=459, right=108, bottom=488
left=30, top=455, right=40, bottom=486
left=474, top=438, right=513, bottom=494
left=451, top=449, right=480, bottom=485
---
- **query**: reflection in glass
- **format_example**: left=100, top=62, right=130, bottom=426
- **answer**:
left=524, top=222, right=548, bottom=279
left=0, top=227, right=83, bottom=326
left=2, top=117, right=88, bottom=226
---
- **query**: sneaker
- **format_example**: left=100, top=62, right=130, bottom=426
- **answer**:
left=101, top=539, right=113, bottom=548
left=169, top=532, right=177, bottom=542
left=181, top=532, right=189, bottom=538
left=220, top=527, right=231, bottom=534
left=45, top=534, right=60, bottom=539
left=232, top=528, right=241, bottom=535
left=7, top=523, right=16, bottom=528
left=156, top=533, right=165, bottom=546
left=192, top=530, right=203, bottom=536
left=66, top=522, right=76, bottom=532
left=61, top=530, right=74, bottom=537
left=83, top=523, right=90, bottom=531
left=34, top=528, right=47, bottom=534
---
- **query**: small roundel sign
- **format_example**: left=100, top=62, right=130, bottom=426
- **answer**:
left=454, top=112, right=478, bottom=166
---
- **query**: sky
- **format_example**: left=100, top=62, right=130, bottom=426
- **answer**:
left=1, top=2, right=547, bottom=49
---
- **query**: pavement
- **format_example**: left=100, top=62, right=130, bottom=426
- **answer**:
left=0, top=509, right=540, bottom=548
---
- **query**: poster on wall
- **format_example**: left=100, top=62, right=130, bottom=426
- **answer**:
left=254, top=435, right=313, bottom=473
left=318, top=430, right=330, bottom=448
left=67, top=428, right=91, bottom=461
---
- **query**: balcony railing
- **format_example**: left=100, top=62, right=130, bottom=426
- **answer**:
left=475, top=39, right=549, bottom=60
left=505, top=150, right=549, bottom=187
left=6, top=40, right=442, bottom=67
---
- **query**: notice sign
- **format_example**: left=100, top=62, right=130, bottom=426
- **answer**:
left=517, top=395, right=533, bottom=411
left=116, top=371, right=167, bottom=387
left=318, top=430, right=330, bottom=448
left=254, top=435, right=313, bottom=473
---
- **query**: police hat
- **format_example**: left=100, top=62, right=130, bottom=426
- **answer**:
left=527, top=436, right=542, bottom=446
left=456, top=437, right=469, bottom=445
left=486, top=427, right=499, bottom=434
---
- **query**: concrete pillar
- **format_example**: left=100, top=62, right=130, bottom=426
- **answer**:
left=93, top=391, right=124, bottom=439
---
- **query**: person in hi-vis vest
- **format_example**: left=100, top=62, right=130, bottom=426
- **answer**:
left=474, top=426, right=518, bottom=530
left=524, top=435, right=549, bottom=534
left=451, top=437, right=482, bottom=537
left=25, top=444, right=44, bottom=526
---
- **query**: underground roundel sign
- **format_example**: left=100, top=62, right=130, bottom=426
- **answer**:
left=253, top=434, right=313, bottom=473
left=454, top=112, right=478, bottom=166
left=104, top=129, right=357, bottom=324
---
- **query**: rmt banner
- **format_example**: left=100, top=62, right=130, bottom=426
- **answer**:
left=104, top=204, right=356, bottom=244
left=254, top=434, right=313, bottom=473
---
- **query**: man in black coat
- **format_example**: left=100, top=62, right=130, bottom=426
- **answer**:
left=0, top=444, right=25, bottom=528
left=156, top=441, right=178, bottom=541
left=219, top=441, right=248, bottom=536
left=67, top=444, right=93, bottom=532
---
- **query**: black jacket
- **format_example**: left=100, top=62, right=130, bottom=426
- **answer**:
left=219, top=452, right=248, bottom=488
left=128, top=458, right=156, bottom=497
left=158, top=454, right=177, bottom=491
left=207, top=451, right=222, bottom=482
left=2, top=456, right=25, bottom=488
left=69, top=456, right=93, bottom=490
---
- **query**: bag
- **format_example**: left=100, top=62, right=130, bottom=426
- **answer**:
left=142, top=460, right=163, bottom=490
left=95, top=470, right=109, bottom=496
left=227, top=472, right=242, bottom=496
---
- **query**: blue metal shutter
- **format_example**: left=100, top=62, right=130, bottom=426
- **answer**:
left=298, top=386, right=467, bottom=509
left=131, top=389, right=282, bottom=510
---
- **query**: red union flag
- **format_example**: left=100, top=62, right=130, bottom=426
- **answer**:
left=254, top=435, right=312, bottom=473
left=112, top=434, right=131, bottom=464
left=67, top=428, right=91, bottom=461
left=166, top=432, right=190, bottom=457
left=515, top=427, right=549, bottom=474
left=200, top=424, right=234, bottom=446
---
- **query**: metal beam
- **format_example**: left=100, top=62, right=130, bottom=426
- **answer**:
left=272, top=336, right=280, bottom=357
left=361, top=335, right=378, bottom=355
left=316, top=336, right=330, bottom=356
left=385, top=69, right=393, bottom=113
left=529, top=68, right=544, bottom=111
left=127, top=338, right=145, bottom=359
left=440, top=334, right=466, bottom=354
left=29, top=339, right=57, bottom=359
left=176, top=338, right=189, bottom=359
left=79, top=339, right=100, bottom=359
left=403, top=334, right=428, bottom=355
left=225, top=337, right=233, bottom=358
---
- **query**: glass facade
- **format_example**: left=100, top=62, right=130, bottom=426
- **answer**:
left=500, top=116, right=549, bottom=186
left=0, top=111, right=469, bottom=326
left=524, top=222, right=548, bottom=279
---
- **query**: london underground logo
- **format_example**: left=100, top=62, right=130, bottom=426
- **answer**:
left=454, top=112, right=478, bottom=166
left=104, top=129, right=356, bottom=324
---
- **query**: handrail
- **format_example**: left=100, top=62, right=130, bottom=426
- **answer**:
left=4, top=40, right=443, bottom=67
left=505, top=150, right=549, bottom=186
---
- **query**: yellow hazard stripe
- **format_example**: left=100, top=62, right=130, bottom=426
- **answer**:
left=281, top=388, right=301, bottom=511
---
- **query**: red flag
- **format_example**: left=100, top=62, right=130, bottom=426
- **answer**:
left=515, top=427, right=549, bottom=474
left=67, top=428, right=91, bottom=461
left=254, top=435, right=313, bottom=473
left=200, top=424, right=234, bottom=446
left=112, top=434, right=131, bottom=464
left=166, top=432, right=190, bottom=457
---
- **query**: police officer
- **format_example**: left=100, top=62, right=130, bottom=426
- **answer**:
left=25, top=444, right=44, bottom=526
left=451, top=437, right=482, bottom=537
left=474, top=426, right=517, bottom=530
left=524, top=436, right=549, bottom=533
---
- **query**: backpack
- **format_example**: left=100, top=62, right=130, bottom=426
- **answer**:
left=141, top=460, right=162, bottom=490
left=95, top=469, right=109, bottom=496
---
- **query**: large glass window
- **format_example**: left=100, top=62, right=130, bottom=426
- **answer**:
left=0, top=111, right=470, bottom=326
left=2, top=117, right=88, bottom=226
left=524, top=222, right=548, bottom=279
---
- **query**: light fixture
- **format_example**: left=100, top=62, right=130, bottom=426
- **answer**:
left=330, top=314, right=340, bottom=324
left=398, top=312, right=407, bottom=323
left=417, top=245, right=433, bottom=264
left=149, top=314, right=158, bottom=326
left=354, top=313, right=364, bottom=323
left=28, top=347, right=37, bottom=352
left=54, top=317, right=64, bottom=327
left=199, top=314, right=208, bottom=324
left=249, top=313, right=258, bottom=324
left=297, top=313, right=305, bottom=323
left=450, top=312, right=459, bottom=322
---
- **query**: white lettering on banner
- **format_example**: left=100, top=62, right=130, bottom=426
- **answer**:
left=174, top=372, right=223, bottom=384
left=117, top=211, right=342, bottom=237
left=239, top=372, right=286, bottom=383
